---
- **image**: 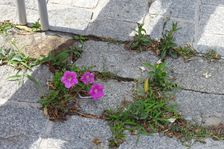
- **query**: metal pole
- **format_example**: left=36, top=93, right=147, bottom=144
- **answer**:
left=37, top=0, right=49, bottom=31
left=16, top=0, right=27, bottom=25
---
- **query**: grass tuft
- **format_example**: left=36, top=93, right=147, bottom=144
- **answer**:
left=203, top=49, right=221, bottom=61
left=0, top=21, right=14, bottom=34
left=104, top=62, right=224, bottom=147
left=175, top=45, right=197, bottom=60
left=129, top=23, right=151, bottom=51
left=159, top=22, right=180, bottom=60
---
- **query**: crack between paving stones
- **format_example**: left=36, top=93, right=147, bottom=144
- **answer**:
left=94, top=71, right=135, bottom=82
left=181, top=87, right=224, bottom=96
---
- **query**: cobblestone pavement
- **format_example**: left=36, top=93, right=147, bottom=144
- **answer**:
left=1, top=0, right=224, bottom=149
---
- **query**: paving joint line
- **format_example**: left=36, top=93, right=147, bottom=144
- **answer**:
left=181, top=87, right=224, bottom=96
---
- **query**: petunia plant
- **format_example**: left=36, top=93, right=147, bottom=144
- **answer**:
left=61, top=70, right=105, bottom=100
left=40, top=65, right=105, bottom=120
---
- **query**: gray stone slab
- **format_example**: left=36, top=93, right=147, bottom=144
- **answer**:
left=86, top=19, right=138, bottom=41
left=76, top=40, right=158, bottom=79
left=191, top=138, right=224, bottom=149
left=48, top=4, right=92, bottom=31
left=167, top=57, right=224, bottom=94
left=198, top=5, right=224, bottom=35
left=176, top=90, right=224, bottom=126
left=49, top=0, right=73, bottom=6
left=0, top=65, right=21, bottom=105
left=42, top=116, right=111, bottom=149
left=144, top=14, right=195, bottom=45
left=25, top=0, right=38, bottom=10
left=71, top=0, right=99, bottom=9
left=95, top=0, right=148, bottom=22
left=0, top=5, right=39, bottom=24
left=0, top=0, right=15, bottom=6
left=149, top=0, right=197, bottom=22
left=79, top=80, right=134, bottom=115
left=9, top=65, right=52, bottom=103
left=0, top=102, right=47, bottom=149
left=119, top=133, right=184, bottom=149
left=196, top=34, right=224, bottom=57
left=119, top=133, right=224, bottom=149
left=201, top=0, right=224, bottom=5
left=0, top=5, right=18, bottom=23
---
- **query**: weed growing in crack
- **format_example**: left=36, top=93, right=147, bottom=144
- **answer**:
left=159, top=22, right=180, bottom=60
left=31, top=21, right=41, bottom=32
left=203, top=49, right=221, bottom=61
left=41, top=46, right=83, bottom=72
left=0, top=43, right=43, bottom=70
left=0, top=21, right=14, bottom=34
left=73, top=35, right=88, bottom=47
left=104, top=62, right=224, bottom=148
left=144, top=62, right=177, bottom=91
left=175, top=45, right=197, bottom=60
left=105, top=84, right=179, bottom=147
left=129, top=23, right=151, bottom=51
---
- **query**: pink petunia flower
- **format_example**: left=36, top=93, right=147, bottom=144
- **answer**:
left=80, top=72, right=95, bottom=85
left=61, top=71, right=78, bottom=89
left=89, top=83, right=104, bottom=100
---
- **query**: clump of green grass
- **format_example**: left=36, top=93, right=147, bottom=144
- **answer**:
left=73, top=35, right=88, bottom=46
left=144, top=62, right=177, bottom=91
left=104, top=62, right=224, bottom=147
left=159, top=22, right=180, bottom=60
left=129, top=23, right=151, bottom=51
left=175, top=45, right=197, bottom=60
left=0, top=21, right=14, bottom=34
left=31, top=21, right=41, bottom=32
left=41, top=46, right=82, bottom=71
left=105, top=94, right=178, bottom=147
left=203, top=49, right=221, bottom=61
left=0, top=43, right=42, bottom=70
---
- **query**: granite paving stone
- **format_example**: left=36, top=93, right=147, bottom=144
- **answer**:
left=201, top=0, right=224, bottom=5
left=1, top=0, right=224, bottom=148
left=48, top=4, right=92, bottom=31
left=0, top=64, right=52, bottom=104
left=86, top=19, right=138, bottom=41
left=196, top=34, right=224, bottom=56
left=175, top=90, right=224, bottom=126
left=0, top=65, right=21, bottom=105
left=41, top=116, right=112, bottom=149
left=0, top=102, right=47, bottom=149
left=76, top=40, right=158, bottom=79
left=144, top=14, right=195, bottom=45
left=148, top=0, right=197, bottom=22
left=167, top=57, right=224, bottom=94
left=78, top=80, right=135, bottom=115
left=71, top=0, right=99, bottom=9
left=198, top=4, right=224, bottom=35
left=9, top=65, right=52, bottom=103
left=119, top=133, right=184, bottom=149
left=0, top=5, right=39, bottom=24
left=119, top=133, right=224, bottom=149
left=95, top=0, right=148, bottom=22
left=191, top=138, right=224, bottom=149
